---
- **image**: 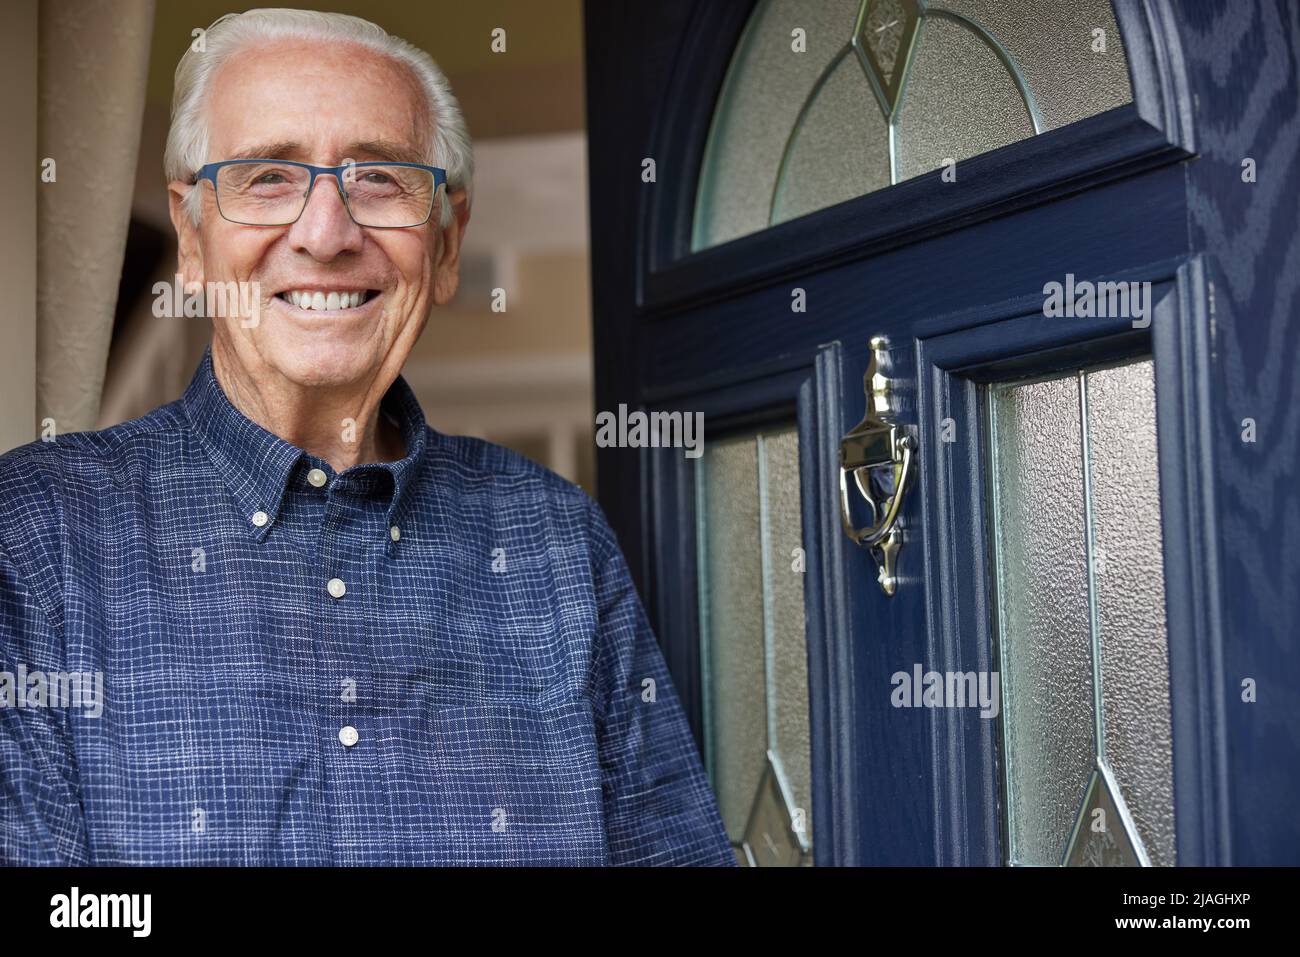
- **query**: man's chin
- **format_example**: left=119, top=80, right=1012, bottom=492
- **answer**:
left=256, top=336, right=380, bottom=391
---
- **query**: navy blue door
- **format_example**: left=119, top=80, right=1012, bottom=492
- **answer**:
left=585, top=0, right=1300, bottom=865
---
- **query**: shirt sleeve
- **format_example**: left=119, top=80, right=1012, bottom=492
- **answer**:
left=585, top=497, right=737, bottom=866
left=0, top=545, right=90, bottom=865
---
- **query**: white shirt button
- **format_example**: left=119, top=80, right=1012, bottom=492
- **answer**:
left=307, top=468, right=328, bottom=488
left=390, top=525, right=401, bottom=542
left=327, top=577, right=347, bottom=599
left=251, top=510, right=269, bottom=527
left=339, top=725, right=359, bottom=748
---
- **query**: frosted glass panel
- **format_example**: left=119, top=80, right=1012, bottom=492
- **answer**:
left=989, top=375, right=1096, bottom=866
left=990, top=358, right=1174, bottom=867
left=693, top=0, right=1134, bottom=251
left=698, top=435, right=766, bottom=842
left=929, top=0, right=1132, bottom=131
left=772, top=50, right=890, bottom=226
left=692, top=0, right=862, bottom=250
left=761, top=429, right=812, bottom=839
left=1087, top=361, right=1175, bottom=866
left=697, top=425, right=811, bottom=865
left=894, top=16, right=1033, bottom=181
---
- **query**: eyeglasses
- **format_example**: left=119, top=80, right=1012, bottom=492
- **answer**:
left=194, top=159, right=448, bottom=228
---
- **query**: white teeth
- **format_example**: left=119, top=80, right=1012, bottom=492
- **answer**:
left=282, top=289, right=370, bottom=310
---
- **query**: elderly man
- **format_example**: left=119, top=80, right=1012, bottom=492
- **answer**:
left=0, top=9, right=733, bottom=866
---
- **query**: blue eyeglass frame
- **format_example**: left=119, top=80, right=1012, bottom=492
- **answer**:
left=193, top=159, right=449, bottom=228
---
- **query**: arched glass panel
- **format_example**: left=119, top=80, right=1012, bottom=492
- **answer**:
left=692, top=0, right=1133, bottom=251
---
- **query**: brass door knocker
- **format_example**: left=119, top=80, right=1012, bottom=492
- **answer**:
left=839, top=336, right=915, bottom=595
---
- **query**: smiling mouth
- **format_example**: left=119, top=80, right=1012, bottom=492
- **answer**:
left=275, top=289, right=381, bottom=311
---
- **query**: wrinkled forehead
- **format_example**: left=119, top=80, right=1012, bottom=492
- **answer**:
left=205, top=37, right=431, bottom=164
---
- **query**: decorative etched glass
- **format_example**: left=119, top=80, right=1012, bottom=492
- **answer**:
left=697, top=426, right=812, bottom=865
left=988, top=359, right=1174, bottom=866
left=693, top=0, right=1132, bottom=250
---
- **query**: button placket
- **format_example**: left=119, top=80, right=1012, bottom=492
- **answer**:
left=317, top=487, right=372, bottom=859
left=316, top=481, right=393, bottom=864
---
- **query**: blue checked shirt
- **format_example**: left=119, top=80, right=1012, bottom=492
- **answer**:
left=0, top=349, right=735, bottom=866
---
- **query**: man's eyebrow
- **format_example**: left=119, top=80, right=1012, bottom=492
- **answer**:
left=223, top=140, right=427, bottom=165
left=345, top=140, right=428, bottom=164
left=227, top=141, right=303, bottom=161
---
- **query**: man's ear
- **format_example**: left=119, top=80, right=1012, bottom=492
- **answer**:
left=431, top=186, right=471, bottom=307
left=167, top=180, right=205, bottom=289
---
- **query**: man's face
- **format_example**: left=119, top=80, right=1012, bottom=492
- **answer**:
left=172, top=38, right=466, bottom=390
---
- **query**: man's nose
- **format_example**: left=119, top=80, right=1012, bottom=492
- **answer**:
left=286, top=173, right=364, bottom=260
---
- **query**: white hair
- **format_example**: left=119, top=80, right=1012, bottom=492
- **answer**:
left=165, top=8, right=473, bottom=229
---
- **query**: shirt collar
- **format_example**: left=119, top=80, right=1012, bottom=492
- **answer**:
left=180, top=347, right=430, bottom=540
